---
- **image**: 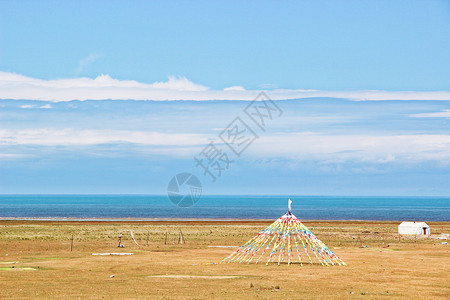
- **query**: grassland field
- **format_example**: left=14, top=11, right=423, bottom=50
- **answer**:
left=0, top=220, right=449, bottom=299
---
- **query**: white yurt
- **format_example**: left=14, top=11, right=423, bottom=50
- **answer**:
left=398, top=221, right=430, bottom=236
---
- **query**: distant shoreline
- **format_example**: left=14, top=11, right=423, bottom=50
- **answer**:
left=1, top=218, right=449, bottom=226
left=2, top=195, right=448, bottom=221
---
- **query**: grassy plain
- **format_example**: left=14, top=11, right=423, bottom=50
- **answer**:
left=0, top=220, right=449, bottom=299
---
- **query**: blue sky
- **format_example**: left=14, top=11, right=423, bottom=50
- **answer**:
left=1, top=1, right=449, bottom=90
left=0, top=1, right=449, bottom=196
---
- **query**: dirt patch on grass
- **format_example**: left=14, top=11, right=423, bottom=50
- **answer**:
left=148, top=274, right=243, bottom=279
left=0, top=267, right=37, bottom=271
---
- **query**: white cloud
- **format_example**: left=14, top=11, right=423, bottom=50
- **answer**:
left=0, top=129, right=208, bottom=147
left=0, top=153, right=30, bottom=159
left=1, top=128, right=449, bottom=164
left=410, top=110, right=450, bottom=118
left=247, top=133, right=450, bottom=164
left=151, top=76, right=208, bottom=91
left=224, top=85, right=246, bottom=91
left=18, top=103, right=51, bottom=109
left=377, top=154, right=396, bottom=163
left=76, top=53, right=102, bottom=75
left=0, top=71, right=449, bottom=102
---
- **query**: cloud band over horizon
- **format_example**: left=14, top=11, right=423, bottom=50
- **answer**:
left=1, top=71, right=449, bottom=102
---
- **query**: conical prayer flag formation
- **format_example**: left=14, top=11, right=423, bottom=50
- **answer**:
left=222, top=202, right=346, bottom=266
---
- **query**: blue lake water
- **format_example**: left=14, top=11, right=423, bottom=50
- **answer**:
left=0, top=195, right=449, bottom=221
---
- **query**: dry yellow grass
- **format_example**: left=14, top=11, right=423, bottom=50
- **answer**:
left=0, top=220, right=449, bottom=299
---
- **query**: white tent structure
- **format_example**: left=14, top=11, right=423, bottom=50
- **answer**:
left=398, top=222, right=430, bottom=236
